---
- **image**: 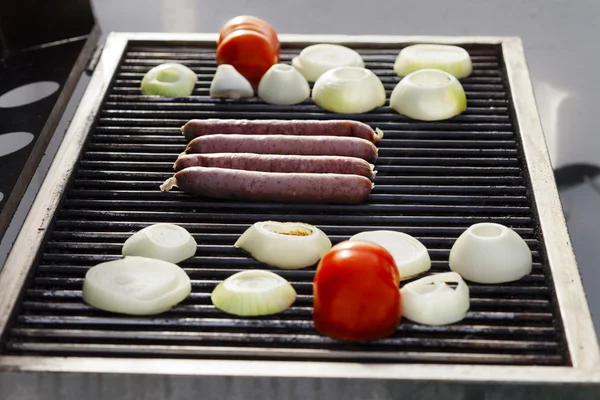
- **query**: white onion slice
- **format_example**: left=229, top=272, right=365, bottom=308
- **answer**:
left=258, top=64, right=310, bottom=105
left=122, top=223, right=197, bottom=263
left=235, top=221, right=332, bottom=269
left=82, top=256, right=192, bottom=315
left=312, top=67, right=386, bottom=114
left=449, top=223, right=533, bottom=284
left=394, top=44, right=472, bottom=79
left=141, top=63, right=197, bottom=97
left=292, top=44, right=365, bottom=82
left=209, top=64, right=254, bottom=99
left=349, top=230, right=431, bottom=279
left=401, top=272, right=470, bottom=325
left=390, top=69, right=467, bottom=121
left=211, top=270, right=297, bottom=316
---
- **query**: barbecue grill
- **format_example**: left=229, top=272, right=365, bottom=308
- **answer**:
left=0, top=33, right=598, bottom=399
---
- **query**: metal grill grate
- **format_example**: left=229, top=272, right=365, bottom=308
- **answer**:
left=0, top=42, right=570, bottom=366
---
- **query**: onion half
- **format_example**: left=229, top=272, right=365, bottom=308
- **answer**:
left=390, top=69, right=467, bottom=121
left=122, top=223, right=197, bottom=263
left=394, top=44, right=472, bottom=79
left=210, top=64, right=254, bottom=99
left=449, top=223, right=532, bottom=284
left=235, top=221, right=332, bottom=269
left=349, top=230, right=430, bottom=279
left=292, top=44, right=364, bottom=82
left=312, top=67, right=386, bottom=114
left=211, top=270, right=297, bottom=316
left=401, top=272, right=470, bottom=326
left=258, top=64, right=310, bottom=105
left=82, top=256, right=192, bottom=315
left=141, top=63, right=197, bottom=97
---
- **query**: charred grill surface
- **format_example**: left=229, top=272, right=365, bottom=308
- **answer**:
left=0, top=43, right=570, bottom=366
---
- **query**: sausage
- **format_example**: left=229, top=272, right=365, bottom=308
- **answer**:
left=185, top=134, right=378, bottom=163
left=173, top=153, right=376, bottom=178
left=160, top=167, right=373, bottom=204
left=181, top=119, right=383, bottom=143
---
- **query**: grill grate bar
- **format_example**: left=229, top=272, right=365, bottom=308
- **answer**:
left=64, top=191, right=530, bottom=206
left=47, top=232, right=538, bottom=246
left=17, top=302, right=552, bottom=322
left=15, top=315, right=556, bottom=335
left=53, top=210, right=534, bottom=226
left=10, top=329, right=559, bottom=350
left=61, top=199, right=531, bottom=215
left=3, top=342, right=564, bottom=365
left=62, top=206, right=531, bottom=220
left=49, top=220, right=536, bottom=236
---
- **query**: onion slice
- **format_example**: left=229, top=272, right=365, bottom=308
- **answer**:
left=122, top=223, right=197, bottom=263
left=235, top=221, right=332, bottom=269
left=390, top=69, right=467, bottom=121
left=449, top=223, right=532, bottom=284
left=210, top=64, right=254, bottom=99
left=292, top=44, right=364, bottom=82
left=312, top=67, right=386, bottom=114
left=394, top=44, right=472, bottom=79
left=141, top=63, right=197, bottom=97
left=401, top=272, right=469, bottom=325
left=349, top=230, right=430, bottom=279
left=258, top=64, right=310, bottom=105
left=82, top=256, right=192, bottom=315
left=211, top=270, right=297, bottom=316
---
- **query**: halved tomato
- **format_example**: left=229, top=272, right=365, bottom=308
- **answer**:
left=313, top=240, right=401, bottom=341
left=216, top=16, right=280, bottom=86
left=216, top=29, right=279, bottom=87
left=218, top=15, right=279, bottom=53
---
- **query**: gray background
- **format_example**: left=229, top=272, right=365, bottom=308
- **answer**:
left=2, top=0, right=600, bottom=340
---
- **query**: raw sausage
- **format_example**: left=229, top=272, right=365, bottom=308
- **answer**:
left=173, top=153, right=376, bottom=178
left=160, top=167, right=373, bottom=204
left=185, top=134, right=378, bottom=163
left=181, top=119, right=383, bottom=143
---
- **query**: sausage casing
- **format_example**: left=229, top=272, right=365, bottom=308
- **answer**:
left=181, top=119, right=383, bottom=143
left=185, top=134, right=378, bottom=163
left=173, top=153, right=376, bottom=178
left=160, top=167, right=373, bottom=204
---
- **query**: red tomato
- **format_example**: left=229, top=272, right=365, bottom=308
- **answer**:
left=216, top=29, right=279, bottom=87
left=216, top=16, right=280, bottom=87
left=218, top=15, right=279, bottom=53
left=313, top=240, right=402, bottom=342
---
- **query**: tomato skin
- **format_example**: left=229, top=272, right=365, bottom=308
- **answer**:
left=218, top=15, right=280, bottom=53
left=216, top=16, right=280, bottom=87
left=313, top=240, right=402, bottom=341
left=216, top=29, right=278, bottom=87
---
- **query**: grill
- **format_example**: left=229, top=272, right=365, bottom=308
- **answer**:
left=0, top=33, right=598, bottom=399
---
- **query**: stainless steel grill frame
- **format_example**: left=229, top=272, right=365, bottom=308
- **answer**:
left=0, top=33, right=598, bottom=399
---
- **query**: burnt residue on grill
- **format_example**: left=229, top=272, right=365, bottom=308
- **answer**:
left=0, top=43, right=571, bottom=366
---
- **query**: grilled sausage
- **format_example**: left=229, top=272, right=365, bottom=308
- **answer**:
left=185, top=134, right=378, bottom=163
left=160, top=167, right=373, bottom=204
left=181, top=119, right=383, bottom=143
left=173, top=153, right=376, bottom=178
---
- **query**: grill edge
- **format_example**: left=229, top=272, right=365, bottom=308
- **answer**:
left=0, top=33, right=597, bottom=399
